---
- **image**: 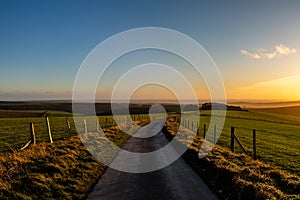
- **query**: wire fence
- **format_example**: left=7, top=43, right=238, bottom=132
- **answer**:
left=170, top=114, right=300, bottom=175
left=0, top=114, right=152, bottom=152
left=1, top=112, right=299, bottom=175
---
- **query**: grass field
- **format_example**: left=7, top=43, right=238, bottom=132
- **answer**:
left=0, top=112, right=150, bottom=153
left=0, top=107, right=299, bottom=175
left=0, top=106, right=299, bottom=199
left=179, top=110, right=300, bottom=176
left=0, top=108, right=299, bottom=176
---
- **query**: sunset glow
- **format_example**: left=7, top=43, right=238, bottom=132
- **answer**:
left=0, top=1, right=300, bottom=102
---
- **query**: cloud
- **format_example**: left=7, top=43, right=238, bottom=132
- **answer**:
left=240, top=50, right=261, bottom=59
left=240, top=44, right=296, bottom=59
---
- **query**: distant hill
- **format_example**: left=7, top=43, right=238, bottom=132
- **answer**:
left=252, top=106, right=300, bottom=117
left=227, top=100, right=300, bottom=108
left=0, top=101, right=182, bottom=116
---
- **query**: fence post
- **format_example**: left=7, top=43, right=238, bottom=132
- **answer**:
left=192, top=121, right=194, bottom=131
left=230, top=127, right=235, bottom=152
left=30, top=122, right=36, bottom=145
left=96, top=118, right=99, bottom=132
left=105, top=117, right=108, bottom=126
left=66, top=117, right=71, bottom=136
left=46, top=117, right=53, bottom=143
left=83, top=119, right=87, bottom=133
left=188, top=120, right=190, bottom=129
left=204, top=124, right=206, bottom=138
left=197, top=122, right=199, bottom=135
left=214, top=124, right=216, bottom=143
left=253, top=129, right=257, bottom=160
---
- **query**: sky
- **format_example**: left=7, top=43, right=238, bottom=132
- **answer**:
left=0, top=0, right=300, bottom=101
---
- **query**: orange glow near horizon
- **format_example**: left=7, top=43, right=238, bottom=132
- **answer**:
left=123, top=74, right=300, bottom=102
left=228, top=74, right=300, bottom=101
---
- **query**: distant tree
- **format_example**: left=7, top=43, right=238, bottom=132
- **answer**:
left=201, top=102, right=243, bottom=111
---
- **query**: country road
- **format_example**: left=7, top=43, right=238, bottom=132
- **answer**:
left=86, top=120, right=218, bottom=200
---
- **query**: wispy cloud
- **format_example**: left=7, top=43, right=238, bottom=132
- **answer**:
left=240, top=44, right=296, bottom=59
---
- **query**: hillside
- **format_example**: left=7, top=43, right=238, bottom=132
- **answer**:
left=252, top=106, right=300, bottom=117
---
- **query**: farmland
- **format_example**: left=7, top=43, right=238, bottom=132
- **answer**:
left=253, top=105, right=300, bottom=117
left=0, top=103, right=299, bottom=175
left=180, top=109, right=300, bottom=176
left=0, top=102, right=299, bottom=199
left=0, top=103, right=300, bottom=176
left=0, top=112, right=151, bottom=153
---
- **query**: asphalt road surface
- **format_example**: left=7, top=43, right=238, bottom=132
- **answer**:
left=87, top=120, right=218, bottom=200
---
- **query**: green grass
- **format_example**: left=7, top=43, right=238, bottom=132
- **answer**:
left=0, top=114, right=150, bottom=153
left=0, top=110, right=74, bottom=118
left=178, top=110, right=300, bottom=176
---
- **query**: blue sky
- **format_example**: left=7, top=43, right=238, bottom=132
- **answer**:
left=1, top=0, right=300, bottom=101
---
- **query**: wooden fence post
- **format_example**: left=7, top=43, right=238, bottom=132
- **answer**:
left=233, top=132, right=247, bottom=154
left=83, top=119, right=87, bottom=133
left=214, top=124, right=217, bottom=143
left=231, top=127, right=235, bottom=152
left=204, top=124, right=206, bottom=138
left=46, top=117, right=53, bottom=143
left=253, top=129, right=257, bottom=160
left=30, top=122, right=36, bottom=145
left=197, top=122, right=199, bottom=135
left=192, top=121, right=194, bottom=131
left=96, top=119, right=99, bottom=132
left=105, top=117, right=108, bottom=126
left=66, top=117, right=71, bottom=136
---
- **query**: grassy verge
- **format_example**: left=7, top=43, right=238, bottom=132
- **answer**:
left=0, top=125, right=132, bottom=200
left=163, top=118, right=300, bottom=200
